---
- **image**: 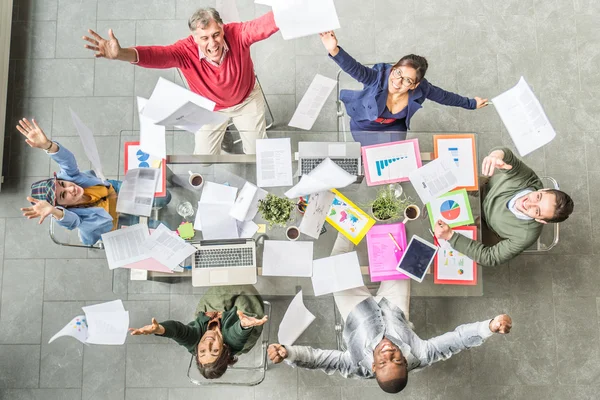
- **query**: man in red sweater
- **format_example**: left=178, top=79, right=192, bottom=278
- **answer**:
left=83, top=8, right=279, bottom=155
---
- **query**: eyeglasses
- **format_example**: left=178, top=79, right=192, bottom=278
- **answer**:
left=391, top=68, right=415, bottom=87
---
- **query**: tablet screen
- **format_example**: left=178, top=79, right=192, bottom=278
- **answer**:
left=397, top=238, right=437, bottom=280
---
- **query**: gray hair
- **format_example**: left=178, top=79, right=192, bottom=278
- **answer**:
left=188, top=7, right=223, bottom=31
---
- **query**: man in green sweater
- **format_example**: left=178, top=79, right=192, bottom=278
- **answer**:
left=434, top=148, right=574, bottom=266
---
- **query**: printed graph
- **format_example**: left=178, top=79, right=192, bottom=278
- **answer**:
left=448, top=147, right=459, bottom=166
left=376, top=155, right=408, bottom=176
left=440, top=200, right=461, bottom=220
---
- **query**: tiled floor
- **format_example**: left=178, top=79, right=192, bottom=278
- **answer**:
left=2, top=0, right=600, bottom=399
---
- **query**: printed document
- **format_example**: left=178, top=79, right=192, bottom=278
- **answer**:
left=262, top=240, right=314, bottom=277
left=312, top=251, right=364, bottom=296
left=101, top=224, right=150, bottom=270
left=273, top=0, right=340, bottom=40
left=278, top=290, right=316, bottom=346
left=69, top=108, right=106, bottom=181
left=116, top=168, right=159, bottom=217
left=289, top=74, right=337, bottom=130
left=285, top=158, right=355, bottom=198
left=492, top=76, right=556, bottom=156
left=142, top=224, right=197, bottom=270
left=137, top=96, right=166, bottom=159
left=198, top=182, right=239, bottom=239
left=408, top=153, right=459, bottom=204
left=229, top=182, right=268, bottom=221
left=256, top=138, right=293, bottom=187
left=299, top=190, right=334, bottom=239
left=238, top=220, right=259, bottom=238
left=216, top=0, right=241, bottom=23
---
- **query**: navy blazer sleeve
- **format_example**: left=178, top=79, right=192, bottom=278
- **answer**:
left=329, top=46, right=379, bottom=87
left=421, top=80, right=477, bottom=109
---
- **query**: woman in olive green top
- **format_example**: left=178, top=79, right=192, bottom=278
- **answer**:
left=130, top=287, right=268, bottom=379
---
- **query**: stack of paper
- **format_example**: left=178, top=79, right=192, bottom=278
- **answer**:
left=272, top=0, right=340, bottom=40
left=229, top=182, right=268, bottom=221
left=311, top=251, right=364, bottom=296
left=49, top=300, right=129, bottom=345
left=285, top=158, right=356, bottom=198
left=115, top=168, right=159, bottom=217
left=278, top=291, right=316, bottom=346
left=195, top=182, right=239, bottom=240
left=262, top=240, right=314, bottom=277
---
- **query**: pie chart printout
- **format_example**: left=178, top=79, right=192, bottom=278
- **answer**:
left=440, top=200, right=461, bottom=221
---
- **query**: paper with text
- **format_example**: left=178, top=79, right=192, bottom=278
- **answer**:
left=408, top=153, right=460, bottom=204
left=101, top=224, right=150, bottom=270
left=69, top=108, right=106, bottom=181
left=278, top=291, right=316, bottom=346
left=137, top=96, right=166, bottom=159
left=312, top=251, right=364, bottom=296
left=116, top=168, right=159, bottom=217
left=263, top=240, right=314, bottom=277
left=198, top=182, right=239, bottom=239
left=229, top=182, right=268, bottom=221
left=289, top=74, right=337, bottom=130
left=299, top=191, right=334, bottom=239
left=256, top=138, right=293, bottom=187
left=142, top=224, right=197, bottom=270
left=285, top=158, right=355, bottom=198
left=492, top=77, right=556, bottom=156
left=273, top=0, right=340, bottom=40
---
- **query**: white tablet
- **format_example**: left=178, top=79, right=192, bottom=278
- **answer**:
left=395, top=235, right=438, bottom=282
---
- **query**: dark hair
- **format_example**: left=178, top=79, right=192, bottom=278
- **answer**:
left=196, top=344, right=238, bottom=379
left=375, top=370, right=408, bottom=394
left=543, top=189, right=574, bottom=223
left=393, top=54, right=429, bottom=83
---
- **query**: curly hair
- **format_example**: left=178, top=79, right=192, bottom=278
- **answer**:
left=196, top=343, right=238, bottom=379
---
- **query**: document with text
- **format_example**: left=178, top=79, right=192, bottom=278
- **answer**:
left=101, top=224, right=150, bottom=270
left=116, top=168, right=159, bottom=217
left=289, top=74, right=337, bottom=130
left=256, top=138, right=293, bottom=187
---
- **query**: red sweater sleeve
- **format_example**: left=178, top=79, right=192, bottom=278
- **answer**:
left=239, top=11, right=279, bottom=47
left=134, top=38, right=194, bottom=69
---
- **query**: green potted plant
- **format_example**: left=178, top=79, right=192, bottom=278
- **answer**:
left=258, top=193, right=296, bottom=227
left=369, top=186, right=411, bottom=222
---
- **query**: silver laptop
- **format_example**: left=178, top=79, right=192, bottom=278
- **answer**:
left=191, top=239, right=257, bottom=287
left=298, top=142, right=362, bottom=177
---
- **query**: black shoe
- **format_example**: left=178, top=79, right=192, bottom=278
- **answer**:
left=221, top=131, right=234, bottom=153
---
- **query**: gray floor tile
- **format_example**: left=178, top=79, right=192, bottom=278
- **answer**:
left=495, top=0, right=534, bottom=15
left=7, top=137, right=51, bottom=177
left=373, top=15, right=416, bottom=62
left=99, top=0, right=176, bottom=20
left=10, top=21, right=57, bottom=59
left=55, top=0, right=97, bottom=59
left=299, top=386, right=341, bottom=400
left=168, top=388, right=253, bottom=400
left=549, top=211, right=592, bottom=255
left=0, top=345, right=40, bottom=388
left=40, top=301, right=85, bottom=388
left=584, top=134, right=600, bottom=171
left=82, top=345, right=126, bottom=400
left=341, top=385, right=429, bottom=399
left=168, top=294, right=203, bottom=322
left=508, top=256, right=554, bottom=297
left=175, top=0, right=217, bottom=20
left=0, top=259, right=44, bottom=344
left=93, top=21, right=136, bottom=97
left=544, top=133, right=588, bottom=177
left=126, top=388, right=168, bottom=400
left=556, top=337, right=600, bottom=385
left=551, top=255, right=600, bottom=296
left=554, top=296, right=598, bottom=338
left=10, top=97, right=54, bottom=136
left=542, top=90, right=600, bottom=133
left=506, top=295, right=555, bottom=342
left=576, top=16, right=600, bottom=92
left=254, top=385, right=298, bottom=400
left=0, top=389, right=82, bottom=400
left=52, top=97, right=134, bottom=136
left=574, top=0, right=600, bottom=14
left=124, top=300, right=170, bottom=344
left=534, top=0, right=575, bottom=20
left=125, top=344, right=190, bottom=387
left=135, top=19, right=189, bottom=46
left=44, top=258, right=117, bottom=301
left=18, top=0, right=58, bottom=21
left=133, top=68, right=176, bottom=100
left=264, top=94, right=296, bottom=130
left=16, top=59, right=95, bottom=97
left=429, top=385, right=472, bottom=400
left=253, top=35, right=295, bottom=95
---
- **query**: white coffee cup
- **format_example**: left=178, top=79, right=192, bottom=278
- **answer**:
left=286, top=226, right=300, bottom=241
left=402, top=204, right=420, bottom=224
left=188, top=170, right=204, bottom=189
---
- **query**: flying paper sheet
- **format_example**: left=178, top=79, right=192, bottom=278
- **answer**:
left=142, top=224, right=197, bottom=270
left=312, top=251, right=364, bottom=296
left=69, top=108, right=106, bottom=181
left=289, top=74, right=337, bottom=130
left=229, top=182, right=268, bottom=222
left=216, top=0, right=241, bottom=23
left=273, top=0, right=340, bottom=40
left=137, top=96, right=166, bottom=159
left=492, top=77, right=556, bottom=156
left=116, top=168, right=159, bottom=217
left=101, top=224, right=150, bottom=270
left=198, top=182, right=239, bottom=239
left=285, top=158, right=356, bottom=198
left=238, top=220, right=259, bottom=238
left=49, top=315, right=88, bottom=344
left=278, top=291, right=316, bottom=346
left=299, top=190, right=335, bottom=239
left=256, top=138, right=293, bottom=188
left=262, top=240, right=314, bottom=277
left=408, top=153, right=460, bottom=204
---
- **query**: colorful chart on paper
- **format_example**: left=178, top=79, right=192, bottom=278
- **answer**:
left=361, top=139, right=422, bottom=186
left=426, top=189, right=474, bottom=230
left=440, top=200, right=461, bottom=220
left=434, top=226, right=477, bottom=285
left=124, top=141, right=166, bottom=197
left=433, top=134, right=478, bottom=191
left=326, top=189, right=375, bottom=245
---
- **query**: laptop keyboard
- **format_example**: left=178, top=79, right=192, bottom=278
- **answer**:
left=301, top=158, right=359, bottom=176
left=195, top=247, right=254, bottom=268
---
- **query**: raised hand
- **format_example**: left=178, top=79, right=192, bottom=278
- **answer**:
left=82, top=29, right=121, bottom=59
left=474, top=97, right=489, bottom=109
left=16, top=118, right=50, bottom=149
left=129, top=318, right=165, bottom=336
left=267, top=344, right=288, bottom=364
left=489, top=314, right=512, bottom=334
left=319, top=31, right=339, bottom=56
left=481, top=151, right=512, bottom=177
left=237, top=311, right=268, bottom=328
left=21, top=197, right=56, bottom=224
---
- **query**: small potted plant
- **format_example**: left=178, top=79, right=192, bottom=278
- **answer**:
left=369, top=186, right=411, bottom=222
left=258, top=193, right=296, bottom=227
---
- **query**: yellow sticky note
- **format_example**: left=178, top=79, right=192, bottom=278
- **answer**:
left=177, top=222, right=195, bottom=239
left=257, top=224, right=266, bottom=233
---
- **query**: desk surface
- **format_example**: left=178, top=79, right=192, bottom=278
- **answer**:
left=117, top=130, right=483, bottom=297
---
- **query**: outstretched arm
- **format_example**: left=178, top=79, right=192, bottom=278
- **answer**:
left=320, top=31, right=378, bottom=87
left=268, top=344, right=360, bottom=377
left=240, top=11, right=279, bottom=47
left=424, top=81, right=487, bottom=109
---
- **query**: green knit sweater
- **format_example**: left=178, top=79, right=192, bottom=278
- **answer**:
left=448, top=147, right=543, bottom=266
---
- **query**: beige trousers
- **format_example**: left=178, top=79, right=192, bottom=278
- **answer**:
left=331, top=233, right=411, bottom=322
left=193, top=79, right=267, bottom=155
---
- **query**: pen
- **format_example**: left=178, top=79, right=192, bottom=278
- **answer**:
left=428, top=228, right=441, bottom=247
left=388, top=233, right=402, bottom=251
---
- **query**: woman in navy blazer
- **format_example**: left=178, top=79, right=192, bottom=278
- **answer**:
left=320, top=31, right=488, bottom=146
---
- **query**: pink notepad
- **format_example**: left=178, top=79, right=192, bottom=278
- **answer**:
left=366, top=223, right=409, bottom=282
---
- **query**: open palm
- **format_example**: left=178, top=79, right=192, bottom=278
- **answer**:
left=238, top=311, right=268, bottom=328
left=16, top=118, right=50, bottom=149
left=82, top=29, right=121, bottom=59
